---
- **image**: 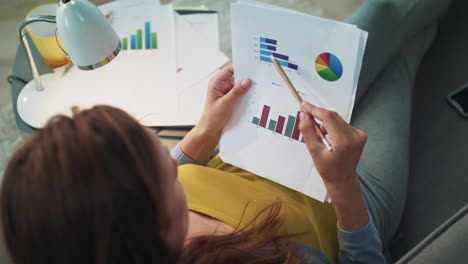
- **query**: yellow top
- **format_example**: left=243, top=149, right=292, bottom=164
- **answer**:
left=178, top=154, right=339, bottom=262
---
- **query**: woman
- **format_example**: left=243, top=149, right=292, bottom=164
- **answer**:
left=1, top=62, right=379, bottom=263
left=1, top=0, right=454, bottom=263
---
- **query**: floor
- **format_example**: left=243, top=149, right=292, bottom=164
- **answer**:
left=0, top=0, right=363, bottom=174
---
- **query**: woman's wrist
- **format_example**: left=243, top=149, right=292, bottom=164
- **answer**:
left=325, top=175, right=370, bottom=232
left=324, top=174, right=360, bottom=196
left=179, top=122, right=222, bottom=162
left=197, top=116, right=224, bottom=136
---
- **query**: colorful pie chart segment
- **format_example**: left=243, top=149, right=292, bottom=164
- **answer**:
left=315, top=53, right=343, bottom=82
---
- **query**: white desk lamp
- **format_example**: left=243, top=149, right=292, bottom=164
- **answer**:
left=18, top=0, right=121, bottom=92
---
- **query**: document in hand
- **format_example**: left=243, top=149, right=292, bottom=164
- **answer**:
left=219, top=0, right=367, bottom=202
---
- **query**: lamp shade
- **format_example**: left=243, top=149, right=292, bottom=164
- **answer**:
left=56, top=0, right=121, bottom=70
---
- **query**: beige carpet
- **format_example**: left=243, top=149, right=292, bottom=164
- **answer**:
left=0, top=0, right=362, bottom=179
left=0, top=105, right=25, bottom=179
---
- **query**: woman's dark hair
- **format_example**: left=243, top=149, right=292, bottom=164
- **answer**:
left=179, top=200, right=307, bottom=264
left=1, top=105, right=308, bottom=264
left=1, top=106, right=176, bottom=264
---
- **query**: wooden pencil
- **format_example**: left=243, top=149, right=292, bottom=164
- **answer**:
left=270, top=55, right=333, bottom=152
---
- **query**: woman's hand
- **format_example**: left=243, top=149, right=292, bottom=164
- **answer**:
left=298, top=101, right=367, bottom=185
left=198, top=63, right=252, bottom=133
left=180, top=64, right=252, bottom=162
left=299, top=101, right=369, bottom=231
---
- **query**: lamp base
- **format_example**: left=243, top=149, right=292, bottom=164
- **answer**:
left=18, top=74, right=70, bottom=128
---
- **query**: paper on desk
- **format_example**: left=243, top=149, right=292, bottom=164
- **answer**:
left=175, top=13, right=228, bottom=93
left=140, top=12, right=228, bottom=126
left=108, top=1, right=228, bottom=126
left=92, top=1, right=229, bottom=127
left=178, top=12, right=221, bottom=51
left=142, top=10, right=228, bottom=126
left=137, top=72, right=216, bottom=126
left=65, top=0, right=228, bottom=127
left=83, top=0, right=177, bottom=122
left=219, top=1, right=367, bottom=202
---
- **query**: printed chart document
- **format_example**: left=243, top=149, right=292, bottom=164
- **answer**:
left=98, top=0, right=179, bottom=124
left=220, top=1, right=367, bottom=202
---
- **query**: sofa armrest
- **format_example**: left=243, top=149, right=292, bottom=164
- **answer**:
left=396, top=204, right=468, bottom=263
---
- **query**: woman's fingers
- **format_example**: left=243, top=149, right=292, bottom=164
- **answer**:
left=300, top=101, right=331, bottom=121
left=215, top=63, right=234, bottom=81
left=320, top=124, right=328, bottom=135
left=300, top=101, right=350, bottom=143
left=207, top=64, right=236, bottom=100
left=299, top=112, right=325, bottom=154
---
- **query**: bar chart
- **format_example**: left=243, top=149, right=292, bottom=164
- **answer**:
left=259, top=37, right=298, bottom=70
left=121, top=21, right=158, bottom=51
left=252, top=104, right=305, bottom=143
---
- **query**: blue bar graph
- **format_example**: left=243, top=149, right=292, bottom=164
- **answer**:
left=260, top=44, right=276, bottom=51
left=145, top=22, right=151, bottom=49
left=260, top=56, right=277, bottom=64
left=131, top=34, right=137, bottom=49
left=258, top=36, right=297, bottom=70
left=260, top=50, right=272, bottom=56
left=260, top=56, right=274, bottom=65
left=260, top=37, right=277, bottom=45
left=122, top=22, right=158, bottom=51
left=260, top=56, right=298, bottom=70
left=260, top=50, right=290, bottom=61
left=272, top=53, right=289, bottom=61
left=288, top=63, right=298, bottom=70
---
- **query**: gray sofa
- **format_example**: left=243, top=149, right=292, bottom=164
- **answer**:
left=5, top=0, right=468, bottom=263
left=389, top=0, right=468, bottom=261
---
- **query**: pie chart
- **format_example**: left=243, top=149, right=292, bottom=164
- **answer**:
left=315, top=53, right=343, bottom=82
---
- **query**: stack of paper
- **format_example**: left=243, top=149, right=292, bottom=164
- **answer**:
left=17, top=0, right=228, bottom=128
left=219, top=0, right=367, bottom=202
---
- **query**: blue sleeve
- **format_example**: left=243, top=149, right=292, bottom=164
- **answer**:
left=170, top=143, right=208, bottom=166
left=337, top=216, right=386, bottom=263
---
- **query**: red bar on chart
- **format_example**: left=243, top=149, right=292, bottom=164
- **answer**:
left=275, top=115, right=285, bottom=133
left=292, top=111, right=301, bottom=140
left=259, top=105, right=271, bottom=128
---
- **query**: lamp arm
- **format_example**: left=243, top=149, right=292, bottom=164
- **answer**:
left=17, top=15, right=57, bottom=92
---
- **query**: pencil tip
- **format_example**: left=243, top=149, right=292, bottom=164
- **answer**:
left=322, top=139, right=333, bottom=152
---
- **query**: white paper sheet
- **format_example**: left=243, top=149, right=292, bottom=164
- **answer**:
left=219, top=1, right=367, bottom=202
left=179, top=13, right=221, bottom=51
left=138, top=72, right=215, bottom=126
left=142, top=12, right=228, bottom=127
left=174, top=13, right=228, bottom=93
